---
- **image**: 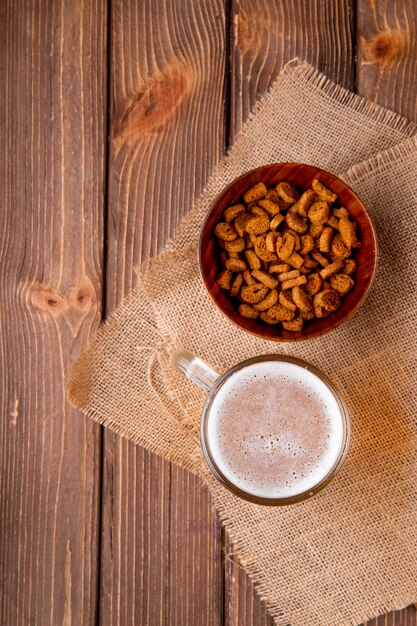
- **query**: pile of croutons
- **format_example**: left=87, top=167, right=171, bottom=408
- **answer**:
left=215, top=178, right=359, bottom=331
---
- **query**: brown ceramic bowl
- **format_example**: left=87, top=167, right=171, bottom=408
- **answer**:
left=198, top=163, right=378, bottom=342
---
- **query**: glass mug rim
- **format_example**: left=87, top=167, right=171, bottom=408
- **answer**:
left=174, top=352, right=350, bottom=506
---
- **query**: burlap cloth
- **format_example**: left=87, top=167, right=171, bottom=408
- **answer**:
left=68, top=62, right=417, bottom=626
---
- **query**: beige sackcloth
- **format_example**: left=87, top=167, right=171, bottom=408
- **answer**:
left=68, top=62, right=417, bottom=626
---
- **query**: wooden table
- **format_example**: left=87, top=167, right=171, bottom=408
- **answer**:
left=1, top=1, right=416, bottom=624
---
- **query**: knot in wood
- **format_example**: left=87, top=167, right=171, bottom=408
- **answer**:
left=28, top=283, right=68, bottom=317
left=364, top=29, right=405, bottom=65
left=73, top=286, right=95, bottom=311
left=113, top=59, right=192, bottom=145
left=66, top=278, right=98, bottom=318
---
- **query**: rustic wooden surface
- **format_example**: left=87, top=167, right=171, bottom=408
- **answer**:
left=102, top=1, right=226, bottom=625
left=1, top=0, right=417, bottom=625
left=0, top=1, right=106, bottom=624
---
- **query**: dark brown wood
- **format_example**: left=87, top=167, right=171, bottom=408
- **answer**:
left=102, top=0, right=227, bottom=624
left=200, top=162, right=377, bottom=342
left=356, top=5, right=417, bottom=623
left=100, top=439, right=171, bottom=625
left=224, top=542, right=275, bottom=626
left=0, top=0, right=106, bottom=624
left=168, top=465, right=223, bottom=626
left=362, top=605, right=417, bottom=626
left=357, top=0, right=417, bottom=122
left=230, top=0, right=355, bottom=140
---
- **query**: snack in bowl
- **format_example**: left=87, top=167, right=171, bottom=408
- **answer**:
left=214, top=178, right=360, bottom=331
left=199, top=163, right=378, bottom=342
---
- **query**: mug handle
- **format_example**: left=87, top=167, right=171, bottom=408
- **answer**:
left=172, top=349, right=220, bottom=393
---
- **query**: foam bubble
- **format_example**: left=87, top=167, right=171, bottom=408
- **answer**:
left=206, top=361, right=344, bottom=499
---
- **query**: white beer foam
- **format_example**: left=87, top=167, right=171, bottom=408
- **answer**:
left=207, top=361, right=344, bottom=499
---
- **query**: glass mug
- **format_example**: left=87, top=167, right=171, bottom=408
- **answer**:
left=173, top=350, right=350, bottom=506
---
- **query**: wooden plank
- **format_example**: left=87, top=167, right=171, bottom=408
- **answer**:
left=0, top=0, right=106, bottom=624
left=100, top=438, right=171, bottom=625
left=230, top=0, right=355, bottom=140
left=101, top=0, right=227, bottom=624
left=357, top=0, right=417, bottom=121
left=169, top=465, right=223, bottom=626
left=356, top=2, right=417, bottom=625
left=226, top=0, right=356, bottom=623
left=361, top=605, right=416, bottom=626
left=224, top=545, right=274, bottom=626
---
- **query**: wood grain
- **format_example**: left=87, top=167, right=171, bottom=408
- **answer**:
left=363, top=605, right=417, bottom=626
left=100, top=439, right=171, bottom=625
left=168, top=465, right=223, bottom=626
left=356, top=5, right=417, bottom=622
left=357, top=0, right=417, bottom=122
left=224, top=534, right=274, bottom=626
left=0, top=0, right=106, bottom=624
left=102, top=0, right=227, bottom=624
left=230, top=0, right=355, bottom=140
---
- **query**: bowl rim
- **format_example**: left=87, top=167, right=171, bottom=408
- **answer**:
left=198, top=162, right=379, bottom=342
